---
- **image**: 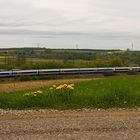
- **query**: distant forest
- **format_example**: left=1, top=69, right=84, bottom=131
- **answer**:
left=0, top=48, right=140, bottom=70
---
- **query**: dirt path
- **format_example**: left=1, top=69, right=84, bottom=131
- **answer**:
left=0, top=78, right=93, bottom=92
left=0, top=109, right=140, bottom=140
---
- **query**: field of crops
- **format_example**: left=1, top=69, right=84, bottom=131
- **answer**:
left=0, top=76, right=140, bottom=109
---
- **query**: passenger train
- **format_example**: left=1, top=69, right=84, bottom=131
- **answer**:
left=0, top=67, right=140, bottom=77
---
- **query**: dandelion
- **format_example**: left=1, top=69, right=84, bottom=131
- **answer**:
left=49, top=87, right=53, bottom=90
left=56, top=86, right=62, bottom=90
left=53, top=85, right=56, bottom=88
left=69, top=84, right=74, bottom=87
left=56, top=84, right=64, bottom=90
left=37, top=90, right=43, bottom=94
left=23, top=90, right=43, bottom=97
left=48, top=83, right=75, bottom=95
left=67, top=85, right=74, bottom=90
left=124, top=101, right=127, bottom=104
left=63, top=84, right=68, bottom=87
left=23, top=93, right=29, bottom=96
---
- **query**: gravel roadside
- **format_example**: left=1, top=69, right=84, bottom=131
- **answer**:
left=0, top=109, right=140, bottom=140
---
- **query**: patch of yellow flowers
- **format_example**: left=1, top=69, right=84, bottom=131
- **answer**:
left=23, top=90, right=43, bottom=97
left=50, top=83, right=74, bottom=90
left=49, top=83, right=75, bottom=94
left=23, top=83, right=75, bottom=97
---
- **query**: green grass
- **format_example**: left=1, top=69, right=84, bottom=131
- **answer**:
left=0, top=76, right=140, bottom=109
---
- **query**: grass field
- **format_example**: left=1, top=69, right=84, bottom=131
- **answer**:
left=0, top=76, right=140, bottom=109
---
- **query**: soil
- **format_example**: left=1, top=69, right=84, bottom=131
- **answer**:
left=0, top=78, right=93, bottom=93
left=0, top=109, right=140, bottom=140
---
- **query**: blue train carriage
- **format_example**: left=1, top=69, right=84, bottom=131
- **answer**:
left=0, top=71, right=13, bottom=77
left=79, top=68, right=98, bottom=73
left=60, top=68, right=98, bottom=74
left=96, top=67, right=115, bottom=73
left=38, top=69, right=60, bottom=75
left=60, top=68, right=80, bottom=74
left=12, top=70, right=38, bottom=76
left=132, top=67, right=140, bottom=72
left=114, top=67, right=132, bottom=72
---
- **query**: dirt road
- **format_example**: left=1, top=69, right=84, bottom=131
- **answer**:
left=0, top=109, right=140, bottom=140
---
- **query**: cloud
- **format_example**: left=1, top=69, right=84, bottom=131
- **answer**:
left=0, top=0, right=140, bottom=32
left=0, top=0, right=140, bottom=49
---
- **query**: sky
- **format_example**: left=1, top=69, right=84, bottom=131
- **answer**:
left=0, top=0, right=140, bottom=50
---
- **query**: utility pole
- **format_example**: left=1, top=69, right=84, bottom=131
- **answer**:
left=37, top=43, right=40, bottom=48
left=131, top=42, right=134, bottom=51
left=76, top=44, right=79, bottom=49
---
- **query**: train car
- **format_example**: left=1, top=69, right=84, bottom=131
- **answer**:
left=12, top=70, right=38, bottom=76
left=114, top=67, right=132, bottom=72
left=38, top=69, right=60, bottom=75
left=132, top=67, right=140, bottom=72
left=60, top=68, right=80, bottom=74
left=79, top=68, right=97, bottom=73
left=96, top=68, right=115, bottom=73
left=0, top=71, right=12, bottom=77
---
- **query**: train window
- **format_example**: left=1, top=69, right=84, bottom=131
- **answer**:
left=115, top=68, right=129, bottom=70
left=40, top=71, right=59, bottom=73
left=62, top=70, right=79, bottom=72
left=22, top=72, right=37, bottom=73
left=0, top=72, right=10, bottom=75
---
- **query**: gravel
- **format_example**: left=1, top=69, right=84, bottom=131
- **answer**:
left=0, top=109, right=140, bottom=140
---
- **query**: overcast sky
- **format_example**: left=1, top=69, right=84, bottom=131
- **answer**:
left=0, top=0, right=140, bottom=50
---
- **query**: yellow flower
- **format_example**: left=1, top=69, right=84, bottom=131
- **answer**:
left=56, top=84, right=66, bottom=89
left=69, top=84, right=74, bottom=87
left=124, top=101, right=127, bottom=104
left=37, top=90, right=43, bottom=94
left=53, top=85, right=56, bottom=88
left=63, top=84, right=67, bottom=87
left=49, top=87, right=53, bottom=90
left=67, top=85, right=74, bottom=90
left=23, top=90, right=43, bottom=97
left=56, top=86, right=62, bottom=90
left=23, top=93, right=30, bottom=96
